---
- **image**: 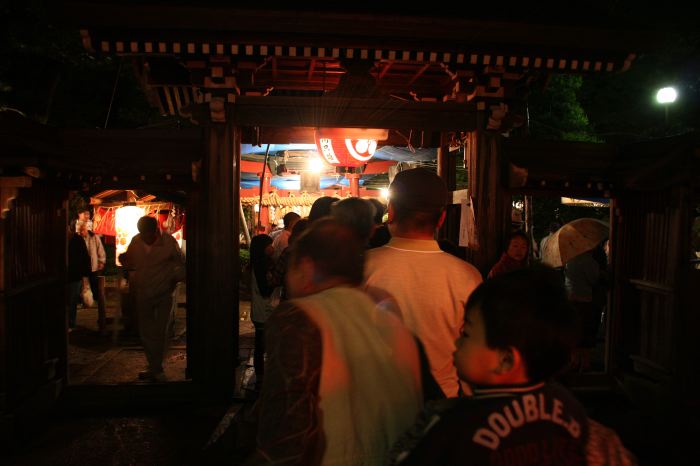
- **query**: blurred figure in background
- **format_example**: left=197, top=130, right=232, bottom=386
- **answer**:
left=77, top=221, right=107, bottom=331
left=331, top=197, right=376, bottom=245
left=249, top=234, right=276, bottom=389
left=365, top=168, right=482, bottom=398
left=565, top=241, right=608, bottom=371
left=307, top=196, right=337, bottom=223
left=368, top=197, right=391, bottom=249
left=67, top=224, right=92, bottom=331
left=269, top=218, right=309, bottom=302
left=120, top=216, right=185, bottom=382
left=248, top=218, right=423, bottom=465
left=487, top=230, right=529, bottom=279
left=272, top=212, right=301, bottom=260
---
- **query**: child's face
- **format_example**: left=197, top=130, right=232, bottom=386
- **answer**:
left=506, top=237, right=528, bottom=261
left=453, top=305, right=502, bottom=386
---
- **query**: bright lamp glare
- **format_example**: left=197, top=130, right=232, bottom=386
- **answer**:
left=308, top=157, right=324, bottom=173
left=115, top=205, right=145, bottom=266
left=380, top=188, right=389, bottom=200
left=656, top=87, right=677, bottom=104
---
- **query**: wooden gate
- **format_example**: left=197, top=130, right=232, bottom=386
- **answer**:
left=611, top=186, right=690, bottom=387
left=0, top=180, right=67, bottom=414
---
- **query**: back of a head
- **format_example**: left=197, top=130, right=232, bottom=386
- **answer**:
left=368, top=198, right=386, bottom=225
left=250, top=234, right=273, bottom=264
left=330, top=197, right=376, bottom=242
left=389, top=168, right=447, bottom=232
left=290, top=217, right=364, bottom=286
left=137, top=216, right=158, bottom=234
left=466, top=266, right=578, bottom=382
left=289, top=218, right=309, bottom=245
left=308, top=196, right=337, bottom=223
left=283, top=211, right=301, bottom=229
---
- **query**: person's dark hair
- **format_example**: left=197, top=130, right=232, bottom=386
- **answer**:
left=368, top=224, right=391, bottom=249
left=289, top=218, right=364, bottom=286
left=250, top=234, right=274, bottom=296
left=283, top=211, right=301, bottom=229
left=137, top=216, right=158, bottom=234
left=331, top=197, right=376, bottom=242
left=308, top=196, right=337, bottom=223
left=390, top=168, right=446, bottom=233
left=465, top=266, right=578, bottom=382
left=289, top=218, right=309, bottom=245
left=368, top=198, right=386, bottom=225
left=78, top=208, right=90, bottom=215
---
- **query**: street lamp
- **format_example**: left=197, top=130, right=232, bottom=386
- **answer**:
left=656, top=86, right=678, bottom=125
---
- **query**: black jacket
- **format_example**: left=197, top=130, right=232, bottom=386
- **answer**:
left=67, top=233, right=91, bottom=282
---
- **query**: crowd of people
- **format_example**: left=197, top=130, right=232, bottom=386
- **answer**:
left=67, top=208, right=186, bottom=383
left=66, top=168, right=622, bottom=464
left=242, top=168, right=633, bottom=465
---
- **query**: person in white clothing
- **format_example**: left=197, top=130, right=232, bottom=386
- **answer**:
left=77, top=221, right=107, bottom=330
left=120, top=216, right=185, bottom=382
left=271, top=211, right=300, bottom=260
left=364, top=168, right=483, bottom=398
left=247, top=218, right=422, bottom=465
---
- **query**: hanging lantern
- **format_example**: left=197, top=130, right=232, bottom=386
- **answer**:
left=115, top=205, right=145, bottom=266
left=314, top=128, right=380, bottom=168
left=172, top=227, right=184, bottom=250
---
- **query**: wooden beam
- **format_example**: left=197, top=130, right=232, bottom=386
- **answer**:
left=409, top=63, right=430, bottom=86
left=230, top=96, right=477, bottom=131
left=307, top=58, right=316, bottom=80
left=378, top=62, right=393, bottom=80
left=249, top=126, right=442, bottom=146
left=63, top=4, right=651, bottom=55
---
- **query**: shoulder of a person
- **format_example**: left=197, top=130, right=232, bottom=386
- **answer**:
left=365, top=243, right=395, bottom=258
left=443, top=253, right=483, bottom=280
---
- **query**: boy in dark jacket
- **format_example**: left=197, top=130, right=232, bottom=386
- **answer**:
left=389, top=267, right=636, bottom=466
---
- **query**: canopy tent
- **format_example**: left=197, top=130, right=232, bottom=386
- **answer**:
left=239, top=144, right=438, bottom=191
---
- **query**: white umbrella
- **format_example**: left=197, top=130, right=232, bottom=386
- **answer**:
left=541, top=218, right=609, bottom=268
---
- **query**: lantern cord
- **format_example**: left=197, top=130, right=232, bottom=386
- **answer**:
left=256, top=144, right=271, bottom=230
left=104, top=59, right=123, bottom=129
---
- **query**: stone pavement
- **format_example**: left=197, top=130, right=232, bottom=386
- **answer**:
left=2, top=294, right=258, bottom=466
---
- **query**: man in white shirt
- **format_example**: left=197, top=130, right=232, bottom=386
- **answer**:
left=120, top=216, right=185, bottom=382
left=272, top=212, right=300, bottom=260
left=364, top=168, right=483, bottom=397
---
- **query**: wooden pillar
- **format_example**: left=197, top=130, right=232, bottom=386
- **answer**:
left=466, top=105, right=511, bottom=276
left=189, top=102, right=239, bottom=397
left=437, top=132, right=457, bottom=243
left=437, top=132, right=456, bottom=191
left=257, top=171, right=272, bottom=233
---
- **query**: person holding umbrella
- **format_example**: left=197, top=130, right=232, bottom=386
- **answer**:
left=541, top=217, right=609, bottom=371
left=566, top=242, right=608, bottom=371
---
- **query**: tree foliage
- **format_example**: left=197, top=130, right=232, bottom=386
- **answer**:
left=0, top=1, right=161, bottom=128
left=527, top=75, right=601, bottom=143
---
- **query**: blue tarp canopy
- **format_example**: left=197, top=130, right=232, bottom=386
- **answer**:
left=241, top=173, right=366, bottom=190
left=241, top=144, right=437, bottom=162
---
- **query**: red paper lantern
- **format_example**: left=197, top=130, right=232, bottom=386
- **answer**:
left=315, top=129, right=378, bottom=167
